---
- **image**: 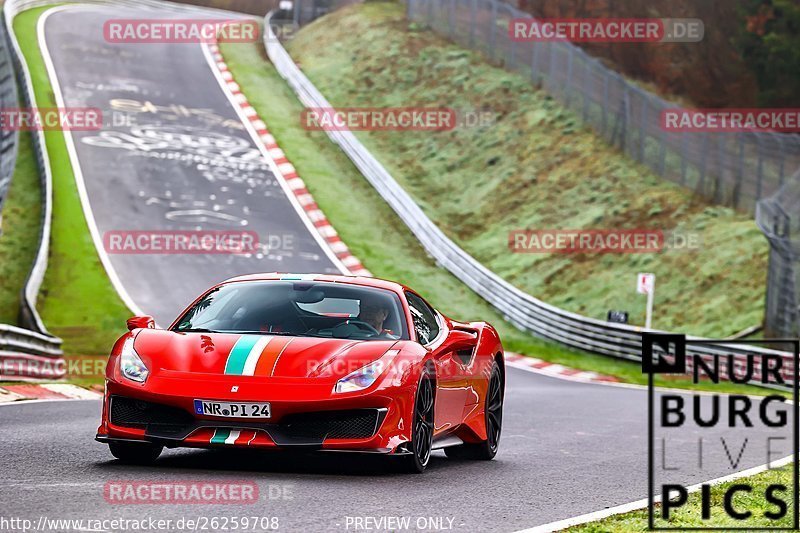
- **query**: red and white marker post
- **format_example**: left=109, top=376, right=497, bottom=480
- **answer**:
left=636, top=273, right=656, bottom=329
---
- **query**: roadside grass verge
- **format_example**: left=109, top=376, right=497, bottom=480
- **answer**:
left=283, top=2, right=768, bottom=339
left=218, top=28, right=775, bottom=397
left=0, top=130, right=41, bottom=325
left=14, top=7, right=131, bottom=355
left=567, top=463, right=794, bottom=531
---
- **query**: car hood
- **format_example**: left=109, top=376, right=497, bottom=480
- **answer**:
left=132, top=329, right=398, bottom=379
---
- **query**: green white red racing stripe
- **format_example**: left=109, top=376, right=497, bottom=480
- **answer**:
left=223, top=335, right=294, bottom=377
left=209, top=429, right=258, bottom=445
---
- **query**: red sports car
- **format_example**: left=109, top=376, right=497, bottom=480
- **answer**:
left=96, top=273, right=505, bottom=472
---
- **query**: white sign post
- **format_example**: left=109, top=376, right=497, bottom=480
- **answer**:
left=636, top=273, right=655, bottom=329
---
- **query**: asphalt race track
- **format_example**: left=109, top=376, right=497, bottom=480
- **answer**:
left=1, top=367, right=790, bottom=531
left=41, top=5, right=341, bottom=324
left=11, top=3, right=791, bottom=532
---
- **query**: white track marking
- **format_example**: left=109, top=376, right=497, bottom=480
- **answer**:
left=37, top=6, right=146, bottom=318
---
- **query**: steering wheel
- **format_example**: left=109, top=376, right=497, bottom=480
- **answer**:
left=343, top=319, right=381, bottom=336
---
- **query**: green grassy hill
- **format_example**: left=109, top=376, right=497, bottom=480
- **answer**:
left=283, top=2, right=768, bottom=338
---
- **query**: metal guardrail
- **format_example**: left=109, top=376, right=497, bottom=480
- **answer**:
left=0, top=323, right=62, bottom=357
left=263, top=10, right=796, bottom=386
left=0, top=11, right=19, bottom=233
left=0, top=0, right=62, bottom=361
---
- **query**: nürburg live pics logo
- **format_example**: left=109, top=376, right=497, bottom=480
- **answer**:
left=643, top=333, right=799, bottom=530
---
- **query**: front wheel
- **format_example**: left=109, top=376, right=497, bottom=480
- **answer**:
left=397, top=369, right=435, bottom=473
left=445, top=362, right=503, bottom=460
left=108, top=441, right=163, bottom=465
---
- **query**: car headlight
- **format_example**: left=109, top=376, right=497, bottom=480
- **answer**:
left=120, top=337, right=149, bottom=383
left=334, top=350, right=399, bottom=394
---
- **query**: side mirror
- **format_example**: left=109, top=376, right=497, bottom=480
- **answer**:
left=127, top=315, right=155, bottom=331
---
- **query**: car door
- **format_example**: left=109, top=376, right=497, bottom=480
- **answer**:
left=405, top=292, right=469, bottom=434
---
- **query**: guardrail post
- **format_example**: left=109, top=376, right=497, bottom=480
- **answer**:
left=488, top=0, right=497, bottom=61
left=657, top=124, right=666, bottom=175
left=698, top=134, right=709, bottom=195
left=680, top=132, right=688, bottom=185
left=565, top=45, right=574, bottom=106
left=733, top=134, right=744, bottom=208
left=448, top=0, right=455, bottom=37
left=581, top=60, right=589, bottom=122
left=601, top=72, right=608, bottom=135
left=757, top=136, right=764, bottom=201
left=469, top=0, right=477, bottom=47
left=547, top=41, right=556, bottom=91
left=638, top=94, right=648, bottom=163
left=293, top=0, right=301, bottom=26
left=775, top=133, right=786, bottom=190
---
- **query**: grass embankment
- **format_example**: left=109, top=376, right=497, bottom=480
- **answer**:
left=218, top=16, right=771, bottom=397
left=0, top=131, right=41, bottom=325
left=282, top=2, right=768, bottom=339
left=14, top=7, right=130, bottom=355
left=567, top=463, right=794, bottom=531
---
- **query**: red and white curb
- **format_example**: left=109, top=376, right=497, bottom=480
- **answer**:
left=206, top=38, right=371, bottom=278
left=505, top=353, right=619, bottom=384
left=0, top=384, right=102, bottom=403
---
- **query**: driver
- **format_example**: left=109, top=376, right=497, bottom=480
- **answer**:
left=358, top=296, right=391, bottom=333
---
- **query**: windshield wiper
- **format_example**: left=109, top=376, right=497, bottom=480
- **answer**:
left=227, top=331, right=303, bottom=336
left=174, top=328, right=218, bottom=333
left=227, top=331, right=335, bottom=338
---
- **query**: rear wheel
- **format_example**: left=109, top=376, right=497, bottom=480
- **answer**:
left=108, top=441, right=163, bottom=465
left=445, top=362, right=503, bottom=460
left=398, top=369, right=435, bottom=473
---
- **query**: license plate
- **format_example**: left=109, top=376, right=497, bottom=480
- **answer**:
left=194, top=399, right=271, bottom=419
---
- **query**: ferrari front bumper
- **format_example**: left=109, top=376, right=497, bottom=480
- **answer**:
left=97, top=373, right=415, bottom=453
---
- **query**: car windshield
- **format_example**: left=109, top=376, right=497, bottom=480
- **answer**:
left=171, top=280, right=409, bottom=341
